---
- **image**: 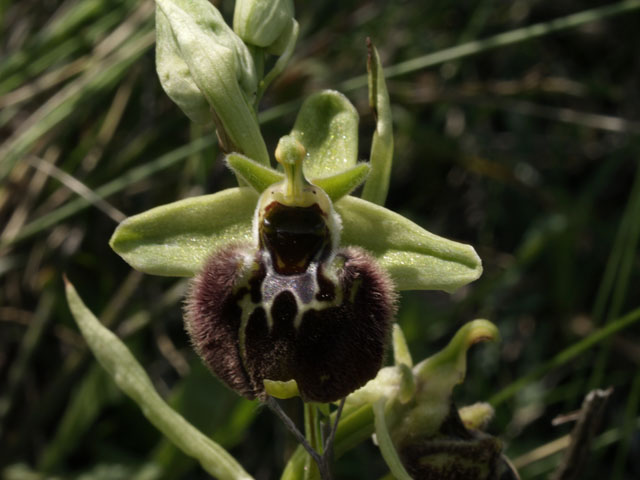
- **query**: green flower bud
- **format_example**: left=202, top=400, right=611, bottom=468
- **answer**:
left=347, top=321, right=519, bottom=480
left=155, top=0, right=269, bottom=164
left=233, top=0, right=294, bottom=50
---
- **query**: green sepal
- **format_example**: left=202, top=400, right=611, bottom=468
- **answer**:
left=227, top=153, right=370, bottom=201
left=336, top=196, right=483, bottom=292
left=109, top=188, right=257, bottom=277
left=110, top=190, right=481, bottom=292
left=64, top=279, right=254, bottom=480
left=290, top=90, right=359, bottom=179
left=361, top=41, right=394, bottom=206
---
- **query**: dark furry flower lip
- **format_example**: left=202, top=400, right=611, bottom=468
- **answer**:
left=184, top=138, right=397, bottom=403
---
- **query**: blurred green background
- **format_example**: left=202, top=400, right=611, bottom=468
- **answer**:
left=1, top=0, right=639, bottom=479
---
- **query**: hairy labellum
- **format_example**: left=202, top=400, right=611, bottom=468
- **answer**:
left=184, top=136, right=396, bottom=403
left=397, top=404, right=520, bottom=480
left=186, top=242, right=395, bottom=402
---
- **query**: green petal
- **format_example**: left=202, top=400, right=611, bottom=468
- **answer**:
left=227, top=153, right=370, bottom=201
left=65, top=280, right=253, bottom=480
left=290, top=90, right=359, bottom=179
left=226, top=153, right=282, bottom=192
left=336, top=196, right=483, bottom=292
left=109, top=188, right=256, bottom=276
left=314, top=163, right=370, bottom=201
left=361, top=42, right=393, bottom=206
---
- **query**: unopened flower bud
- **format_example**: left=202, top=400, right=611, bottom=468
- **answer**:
left=155, top=0, right=269, bottom=164
left=233, top=0, right=294, bottom=51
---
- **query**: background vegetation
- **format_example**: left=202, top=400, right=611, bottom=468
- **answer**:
left=1, top=0, right=639, bottom=478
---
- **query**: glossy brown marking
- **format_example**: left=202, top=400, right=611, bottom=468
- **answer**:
left=260, top=202, right=330, bottom=275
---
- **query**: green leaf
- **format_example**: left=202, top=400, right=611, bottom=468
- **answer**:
left=156, top=0, right=269, bottom=165
left=227, top=153, right=370, bottom=201
left=335, top=196, right=483, bottom=292
left=361, top=42, right=393, bottom=206
left=64, top=280, right=254, bottom=480
left=290, top=90, right=359, bottom=179
left=109, top=188, right=257, bottom=276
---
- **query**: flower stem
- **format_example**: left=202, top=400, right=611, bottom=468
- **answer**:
left=303, top=403, right=324, bottom=480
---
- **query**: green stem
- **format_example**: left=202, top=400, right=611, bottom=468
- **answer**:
left=588, top=161, right=640, bottom=389
left=611, top=372, right=640, bottom=479
left=373, top=399, right=412, bottom=480
left=282, top=404, right=375, bottom=479
left=340, top=0, right=640, bottom=91
left=489, top=306, right=640, bottom=406
left=303, top=403, right=323, bottom=480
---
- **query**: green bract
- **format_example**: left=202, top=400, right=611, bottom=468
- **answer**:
left=155, top=0, right=269, bottom=165
left=156, top=6, right=211, bottom=124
